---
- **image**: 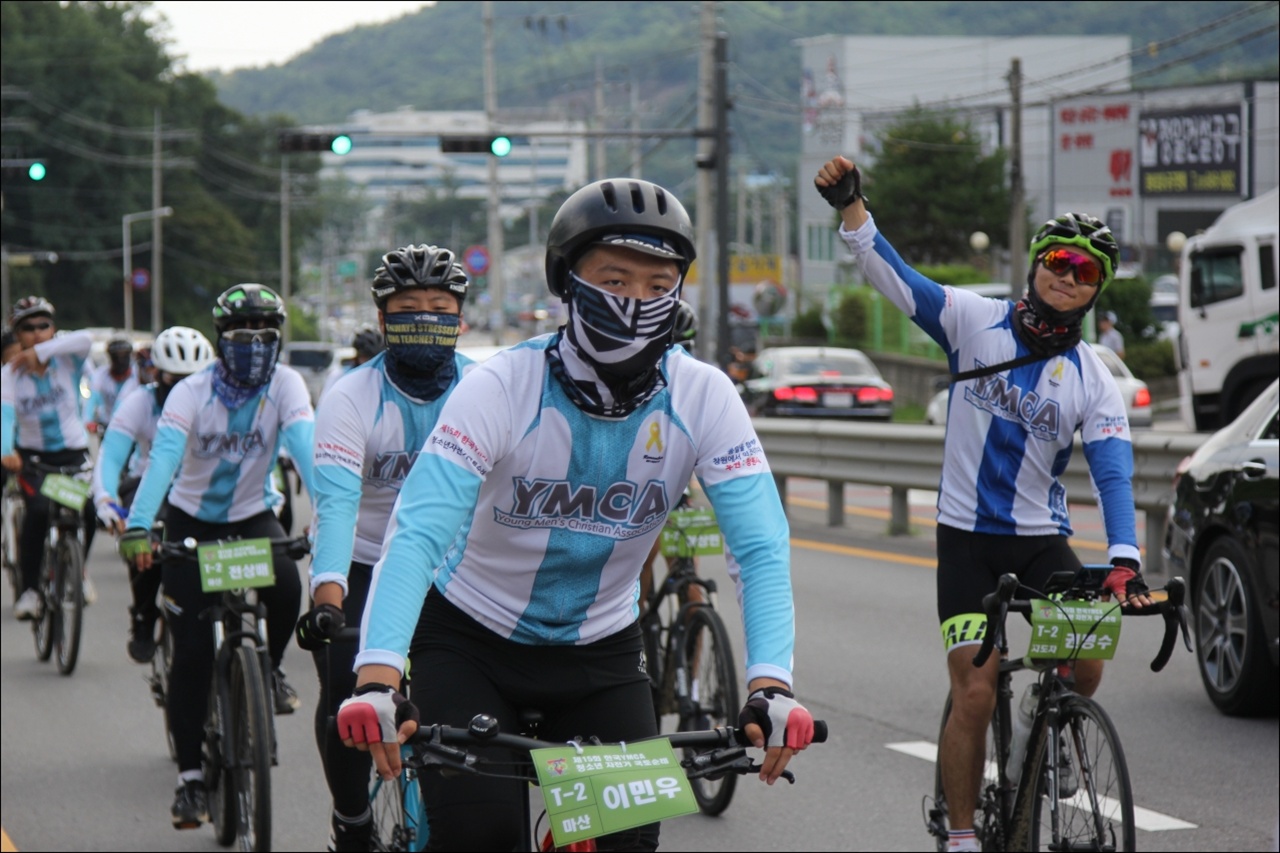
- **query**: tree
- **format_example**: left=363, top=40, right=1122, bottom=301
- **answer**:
left=865, top=107, right=1010, bottom=266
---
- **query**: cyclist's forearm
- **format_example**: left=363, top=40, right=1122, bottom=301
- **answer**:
left=126, top=424, right=184, bottom=530
left=1, top=402, right=14, bottom=456
left=281, top=419, right=316, bottom=497
left=310, top=464, right=362, bottom=596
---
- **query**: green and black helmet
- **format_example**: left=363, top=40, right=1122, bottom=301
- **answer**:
left=1027, top=213, right=1120, bottom=290
left=212, top=284, right=287, bottom=333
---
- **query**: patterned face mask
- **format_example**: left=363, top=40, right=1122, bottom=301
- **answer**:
left=382, top=311, right=460, bottom=401
left=217, top=328, right=280, bottom=388
left=564, top=273, right=680, bottom=381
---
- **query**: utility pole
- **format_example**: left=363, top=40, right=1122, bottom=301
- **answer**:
left=713, top=33, right=731, bottom=370
left=629, top=69, right=642, bottom=178
left=484, top=1, right=506, bottom=346
left=695, top=1, right=717, bottom=363
left=281, top=155, right=292, bottom=344
left=151, top=109, right=165, bottom=334
left=594, top=56, right=607, bottom=181
left=1007, top=57, right=1025, bottom=296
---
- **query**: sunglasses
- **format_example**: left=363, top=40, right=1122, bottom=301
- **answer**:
left=221, top=327, right=280, bottom=345
left=1039, top=248, right=1104, bottom=287
left=17, top=321, right=52, bottom=333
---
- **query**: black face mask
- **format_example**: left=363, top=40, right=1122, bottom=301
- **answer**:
left=382, top=311, right=460, bottom=401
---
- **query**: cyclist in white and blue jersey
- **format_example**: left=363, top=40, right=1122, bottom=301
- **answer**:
left=317, top=325, right=384, bottom=405
left=336, top=178, right=817, bottom=852
left=816, top=155, right=1154, bottom=853
left=92, top=326, right=215, bottom=663
left=294, top=245, right=475, bottom=852
left=117, top=284, right=317, bottom=831
left=84, top=336, right=140, bottom=434
left=1, top=296, right=93, bottom=621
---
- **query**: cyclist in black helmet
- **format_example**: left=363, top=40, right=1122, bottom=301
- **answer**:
left=816, top=154, right=1152, bottom=853
left=318, top=326, right=385, bottom=404
left=117, top=283, right=318, bottom=831
left=337, top=180, right=815, bottom=851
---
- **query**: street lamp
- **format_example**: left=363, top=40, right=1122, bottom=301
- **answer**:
left=122, top=207, right=173, bottom=334
left=969, top=231, right=991, bottom=278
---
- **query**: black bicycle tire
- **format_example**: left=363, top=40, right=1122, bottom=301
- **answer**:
left=208, top=662, right=238, bottom=847
left=1024, top=695, right=1135, bottom=852
left=54, top=533, right=84, bottom=675
left=677, top=606, right=739, bottom=817
left=3, top=492, right=24, bottom=604
left=932, top=691, right=1008, bottom=852
left=153, top=613, right=179, bottom=762
left=33, top=540, right=57, bottom=662
left=229, top=645, right=273, bottom=852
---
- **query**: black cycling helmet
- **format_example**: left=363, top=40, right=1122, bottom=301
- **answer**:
left=673, top=300, right=698, bottom=347
left=545, top=178, right=697, bottom=299
left=371, top=245, right=469, bottom=310
left=10, top=295, right=54, bottom=326
left=1028, top=213, right=1120, bottom=291
left=106, top=336, right=133, bottom=356
left=351, top=326, right=384, bottom=358
left=212, top=284, right=287, bottom=333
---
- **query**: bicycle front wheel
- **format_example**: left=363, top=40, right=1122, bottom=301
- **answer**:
left=54, top=534, right=84, bottom=675
left=370, top=750, right=427, bottom=851
left=678, top=606, right=740, bottom=816
left=1026, top=696, right=1134, bottom=852
left=229, top=645, right=273, bottom=852
left=151, top=612, right=178, bottom=762
left=33, top=542, right=57, bottom=662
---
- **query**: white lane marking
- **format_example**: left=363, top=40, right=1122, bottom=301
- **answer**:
left=886, top=741, right=1197, bottom=832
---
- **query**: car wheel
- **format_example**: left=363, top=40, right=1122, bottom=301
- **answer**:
left=1193, top=536, right=1279, bottom=716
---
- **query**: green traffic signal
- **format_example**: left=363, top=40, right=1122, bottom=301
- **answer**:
left=490, top=136, right=512, bottom=157
left=331, top=135, right=353, bottom=156
left=28, top=162, right=46, bottom=181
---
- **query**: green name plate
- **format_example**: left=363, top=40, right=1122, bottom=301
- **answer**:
left=532, top=739, right=698, bottom=846
left=659, top=507, right=723, bottom=558
left=39, top=473, right=90, bottom=510
left=1027, top=598, right=1122, bottom=660
left=197, top=538, right=276, bottom=592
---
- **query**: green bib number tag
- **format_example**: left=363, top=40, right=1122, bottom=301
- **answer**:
left=197, top=538, right=276, bottom=592
left=659, top=507, right=722, bottom=558
left=1027, top=598, right=1122, bottom=660
left=531, top=739, right=698, bottom=846
left=39, top=473, right=90, bottom=510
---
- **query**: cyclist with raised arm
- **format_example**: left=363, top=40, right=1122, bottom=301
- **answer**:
left=815, top=155, right=1153, bottom=852
left=294, top=245, right=475, bottom=852
left=1, top=296, right=94, bottom=621
left=92, top=326, right=215, bottom=662
left=336, top=178, right=816, bottom=852
left=116, top=284, right=317, bottom=831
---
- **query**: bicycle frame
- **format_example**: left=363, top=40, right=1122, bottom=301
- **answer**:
left=643, top=558, right=718, bottom=718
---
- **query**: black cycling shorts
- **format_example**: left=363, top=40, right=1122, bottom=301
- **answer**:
left=936, top=523, right=1083, bottom=653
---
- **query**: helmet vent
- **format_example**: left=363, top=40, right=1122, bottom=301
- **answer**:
left=654, top=187, right=668, bottom=215
left=629, top=182, right=645, bottom=213
left=600, top=182, right=618, bottom=211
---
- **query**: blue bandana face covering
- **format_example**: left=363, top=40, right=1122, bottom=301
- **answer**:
left=383, top=311, right=460, bottom=401
left=215, top=330, right=280, bottom=404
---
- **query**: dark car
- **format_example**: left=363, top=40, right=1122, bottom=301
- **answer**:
left=740, top=346, right=893, bottom=420
left=1164, top=378, right=1279, bottom=716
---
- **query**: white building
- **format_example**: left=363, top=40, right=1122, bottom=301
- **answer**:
left=318, top=107, right=590, bottom=219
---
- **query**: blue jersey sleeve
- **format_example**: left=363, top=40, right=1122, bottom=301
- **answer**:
left=1, top=401, right=14, bottom=456
left=95, top=429, right=136, bottom=502
left=281, top=419, right=316, bottom=499
left=125, top=423, right=185, bottom=532
left=310, top=464, right=363, bottom=593
left=1082, top=436, right=1141, bottom=565
left=705, top=473, right=795, bottom=687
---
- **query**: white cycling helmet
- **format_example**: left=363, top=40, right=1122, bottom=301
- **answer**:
left=152, top=326, right=215, bottom=375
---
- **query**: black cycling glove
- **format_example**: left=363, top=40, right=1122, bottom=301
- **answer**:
left=295, top=602, right=346, bottom=651
left=1104, top=557, right=1148, bottom=601
left=815, top=163, right=865, bottom=210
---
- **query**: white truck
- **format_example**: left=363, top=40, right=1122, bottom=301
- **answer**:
left=1177, top=187, right=1279, bottom=432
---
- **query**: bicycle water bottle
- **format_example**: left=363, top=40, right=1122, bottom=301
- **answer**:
left=1006, top=683, right=1039, bottom=785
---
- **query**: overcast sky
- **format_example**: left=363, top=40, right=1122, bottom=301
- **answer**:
left=145, top=1, right=433, bottom=73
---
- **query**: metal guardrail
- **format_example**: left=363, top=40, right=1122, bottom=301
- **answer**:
left=753, top=419, right=1206, bottom=574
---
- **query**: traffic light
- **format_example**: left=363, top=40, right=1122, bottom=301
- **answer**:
left=278, top=131, right=353, bottom=155
left=1, top=158, right=48, bottom=182
left=439, top=135, right=512, bottom=157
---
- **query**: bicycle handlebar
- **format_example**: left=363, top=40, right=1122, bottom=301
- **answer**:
left=405, top=714, right=828, bottom=786
left=155, top=535, right=311, bottom=562
left=972, top=571, right=1191, bottom=672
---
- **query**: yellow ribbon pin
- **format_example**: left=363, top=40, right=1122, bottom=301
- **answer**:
left=645, top=421, right=663, bottom=452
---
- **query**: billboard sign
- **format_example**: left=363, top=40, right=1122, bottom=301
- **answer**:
left=1138, top=106, right=1242, bottom=196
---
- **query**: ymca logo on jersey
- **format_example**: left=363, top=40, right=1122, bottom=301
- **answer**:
left=367, top=450, right=420, bottom=487
left=962, top=362, right=1061, bottom=440
left=18, top=384, right=69, bottom=415
left=493, top=477, right=669, bottom=539
left=195, top=428, right=269, bottom=461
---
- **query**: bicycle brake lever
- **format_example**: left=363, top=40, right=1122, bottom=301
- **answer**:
left=742, top=763, right=797, bottom=785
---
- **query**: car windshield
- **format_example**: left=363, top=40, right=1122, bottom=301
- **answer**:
left=285, top=348, right=333, bottom=369
left=1151, top=304, right=1179, bottom=323
left=1091, top=345, right=1127, bottom=379
left=777, top=352, right=877, bottom=379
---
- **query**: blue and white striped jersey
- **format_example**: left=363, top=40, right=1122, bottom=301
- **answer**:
left=356, top=337, right=796, bottom=688
left=126, top=364, right=316, bottom=531
left=91, top=382, right=161, bottom=506
left=310, top=351, right=475, bottom=596
left=840, top=216, right=1139, bottom=565
left=1, top=331, right=92, bottom=455
left=85, top=365, right=140, bottom=427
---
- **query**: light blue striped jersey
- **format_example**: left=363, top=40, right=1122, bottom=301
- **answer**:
left=840, top=215, right=1139, bottom=565
left=91, top=382, right=161, bottom=506
left=1, top=331, right=92, bottom=455
left=85, top=364, right=141, bottom=426
left=357, top=337, right=796, bottom=688
left=309, top=351, right=475, bottom=595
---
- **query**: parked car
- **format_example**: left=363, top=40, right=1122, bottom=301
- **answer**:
left=1164, top=378, right=1278, bottom=716
left=923, top=343, right=1151, bottom=427
left=740, top=346, right=893, bottom=420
